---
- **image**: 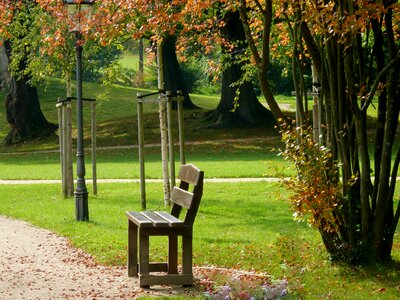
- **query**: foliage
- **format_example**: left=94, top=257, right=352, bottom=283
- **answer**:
left=1, top=1, right=74, bottom=88
left=279, top=124, right=351, bottom=260
left=0, top=1, right=128, bottom=96
left=280, top=125, right=343, bottom=231
left=266, top=60, right=296, bottom=96
left=180, top=55, right=221, bottom=95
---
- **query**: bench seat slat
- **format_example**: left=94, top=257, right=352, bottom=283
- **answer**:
left=141, top=211, right=170, bottom=228
left=126, top=211, right=153, bottom=227
left=155, top=211, right=184, bottom=228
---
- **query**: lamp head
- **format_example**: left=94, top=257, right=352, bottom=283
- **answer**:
left=62, top=0, right=95, bottom=33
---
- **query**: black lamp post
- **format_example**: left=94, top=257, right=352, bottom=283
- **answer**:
left=63, top=0, right=95, bottom=221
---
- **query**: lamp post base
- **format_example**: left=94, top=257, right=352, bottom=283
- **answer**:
left=75, top=189, right=89, bottom=221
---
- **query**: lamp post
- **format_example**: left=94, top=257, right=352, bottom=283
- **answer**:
left=63, top=0, right=95, bottom=221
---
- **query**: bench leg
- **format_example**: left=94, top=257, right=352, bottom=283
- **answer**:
left=168, top=233, right=178, bottom=274
left=182, top=234, right=192, bottom=275
left=139, top=231, right=150, bottom=288
left=127, top=220, right=138, bottom=277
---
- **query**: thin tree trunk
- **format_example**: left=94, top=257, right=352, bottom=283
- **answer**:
left=158, top=41, right=171, bottom=205
left=138, top=38, right=144, bottom=87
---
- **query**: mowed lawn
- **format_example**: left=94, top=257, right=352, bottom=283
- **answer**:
left=1, top=79, right=400, bottom=298
left=0, top=181, right=399, bottom=299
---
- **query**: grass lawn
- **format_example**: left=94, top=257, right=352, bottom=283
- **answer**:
left=1, top=79, right=400, bottom=298
left=0, top=141, right=292, bottom=180
left=0, top=182, right=399, bottom=299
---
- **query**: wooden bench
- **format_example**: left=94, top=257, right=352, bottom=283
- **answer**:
left=126, top=164, right=204, bottom=287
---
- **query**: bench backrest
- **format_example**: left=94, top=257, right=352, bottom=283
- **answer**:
left=170, top=164, right=204, bottom=226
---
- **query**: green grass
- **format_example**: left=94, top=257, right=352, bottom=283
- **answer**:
left=0, top=182, right=399, bottom=299
left=0, top=141, right=292, bottom=180
left=0, top=79, right=281, bottom=152
left=119, top=52, right=140, bottom=70
left=2, top=79, right=400, bottom=298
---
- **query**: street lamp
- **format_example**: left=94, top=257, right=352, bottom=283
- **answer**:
left=63, top=0, right=95, bottom=221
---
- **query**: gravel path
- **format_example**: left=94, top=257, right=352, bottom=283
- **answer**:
left=0, top=216, right=196, bottom=299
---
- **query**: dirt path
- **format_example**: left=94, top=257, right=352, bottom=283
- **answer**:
left=0, top=216, right=196, bottom=299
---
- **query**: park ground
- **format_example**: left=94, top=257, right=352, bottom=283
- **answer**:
left=0, top=82, right=400, bottom=299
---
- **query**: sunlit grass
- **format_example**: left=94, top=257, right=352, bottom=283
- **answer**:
left=0, top=141, right=293, bottom=180
left=0, top=182, right=399, bottom=299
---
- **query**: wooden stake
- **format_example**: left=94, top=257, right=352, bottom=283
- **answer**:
left=137, top=93, right=146, bottom=209
left=57, top=100, right=66, bottom=197
left=91, top=101, right=97, bottom=195
left=177, top=90, right=185, bottom=165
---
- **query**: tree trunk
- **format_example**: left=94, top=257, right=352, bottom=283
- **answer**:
left=138, top=38, right=144, bottom=87
left=0, top=44, right=10, bottom=90
left=161, top=35, right=198, bottom=109
left=206, top=10, right=275, bottom=128
left=3, top=40, right=57, bottom=146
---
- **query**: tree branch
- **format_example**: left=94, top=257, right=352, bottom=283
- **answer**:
left=238, top=0, right=262, bottom=67
left=253, top=0, right=266, bottom=14
left=362, top=49, right=400, bottom=112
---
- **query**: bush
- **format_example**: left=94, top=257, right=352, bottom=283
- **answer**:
left=279, top=124, right=344, bottom=234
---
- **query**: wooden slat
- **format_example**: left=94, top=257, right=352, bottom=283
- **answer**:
left=140, top=211, right=169, bottom=228
left=155, top=211, right=184, bottom=228
left=126, top=211, right=153, bottom=227
left=171, top=187, right=193, bottom=209
left=139, top=274, right=193, bottom=287
left=131, top=262, right=169, bottom=273
left=177, top=164, right=200, bottom=185
left=148, top=262, right=168, bottom=272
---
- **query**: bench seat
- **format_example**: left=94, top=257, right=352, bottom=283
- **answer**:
left=126, top=211, right=185, bottom=228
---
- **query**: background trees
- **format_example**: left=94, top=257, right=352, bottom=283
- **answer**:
left=2, top=0, right=399, bottom=263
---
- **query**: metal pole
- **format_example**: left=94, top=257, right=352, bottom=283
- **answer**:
left=166, top=91, right=175, bottom=188
left=137, top=93, right=146, bottom=209
left=66, top=102, right=74, bottom=197
left=74, top=32, right=89, bottom=221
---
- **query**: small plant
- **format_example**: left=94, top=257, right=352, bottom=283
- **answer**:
left=259, top=279, right=289, bottom=299
left=202, top=270, right=289, bottom=300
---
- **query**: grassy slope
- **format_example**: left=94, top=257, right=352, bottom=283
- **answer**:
left=0, top=79, right=289, bottom=180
